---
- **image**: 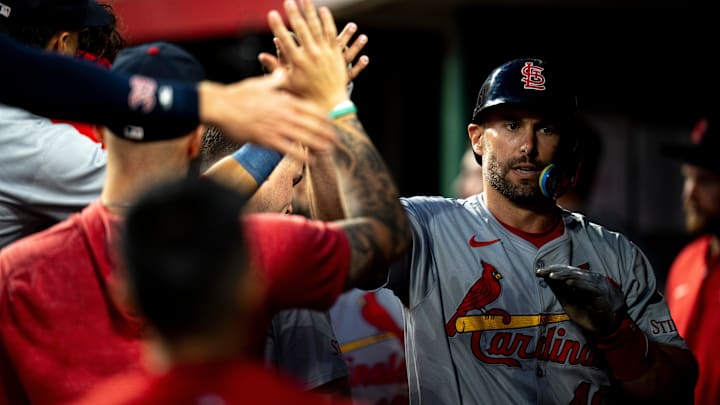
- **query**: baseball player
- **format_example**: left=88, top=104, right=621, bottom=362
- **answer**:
left=663, top=115, right=720, bottom=405
left=381, top=58, right=698, bottom=404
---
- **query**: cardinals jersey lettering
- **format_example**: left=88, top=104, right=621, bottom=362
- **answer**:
left=386, top=194, right=687, bottom=405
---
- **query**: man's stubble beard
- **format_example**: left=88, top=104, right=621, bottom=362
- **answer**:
left=484, top=151, right=546, bottom=205
left=684, top=201, right=720, bottom=237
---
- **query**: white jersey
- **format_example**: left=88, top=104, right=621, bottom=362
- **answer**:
left=330, top=288, right=408, bottom=405
left=387, top=193, right=686, bottom=405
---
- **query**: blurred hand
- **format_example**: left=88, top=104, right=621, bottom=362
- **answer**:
left=266, top=0, right=349, bottom=111
left=536, top=264, right=627, bottom=336
left=197, top=71, right=336, bottom=161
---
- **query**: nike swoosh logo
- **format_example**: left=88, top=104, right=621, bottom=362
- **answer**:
left=469, top=236, right=500, bottom=247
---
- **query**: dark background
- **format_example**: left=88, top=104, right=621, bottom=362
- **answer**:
left=174, top=3, right=713, bottom=288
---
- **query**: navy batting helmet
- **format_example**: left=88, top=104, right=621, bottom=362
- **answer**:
left=471, top=58, right=582, bottom=199
left=471, top=58, right=578, bottom=124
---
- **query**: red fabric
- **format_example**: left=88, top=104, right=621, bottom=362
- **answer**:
left=361, top=291, right=404, bottom=346
left=0, top=201, right=142, bottom=405
left=0, top=207, right=350, bottom=405
left=666, top=235, right=720, bottom=405
left=72, top=359, right=357, bottom=405
left=50, top=52, right=111, bottom=145
left=50, top=119, right=102, bottom=143
left=497, top=216, right=564, bottom=248
left=243, top=213, right=350, bottom=311
left=595, top=317, right=651, bottom=381
left=242, top=213, right=351, bottom=353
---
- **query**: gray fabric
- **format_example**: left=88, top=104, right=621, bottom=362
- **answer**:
left=387, top=193, right=687, bottom=405
left=265, top=309, right=348, bottom=390
left=0, top=104, right=106, bottom=248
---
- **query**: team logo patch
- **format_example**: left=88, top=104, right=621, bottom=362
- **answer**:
left=128, top=75, right=157, bottom=113
left=468, top=236, right=500, bottom=248
left=446, top=260, right=601, bottom=369
left=520, top=61, right=546, bottom=91
left=650, top=317, right=678, bottom=336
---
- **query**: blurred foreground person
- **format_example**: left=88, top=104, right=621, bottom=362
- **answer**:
left=73, top=178, right=358, bottom=405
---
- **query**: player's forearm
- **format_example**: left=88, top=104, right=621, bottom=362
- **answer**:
left=201, top=156, right=260, bottom=199
left=330, top=113, right=411, bottom=289
left=619, top=342, right=697, bottom=403
left=306, top=152, right=346, bottom=221
left=1, top=35, right=199, bottom=136
left=598, top=324, right=697, bottom=404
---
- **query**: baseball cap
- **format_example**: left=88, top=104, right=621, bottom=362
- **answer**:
left=661, top=116, right=720, bottom=172
left=0, top=0, right=111, bottom=32
left=107, top=41, right=206, bottom=141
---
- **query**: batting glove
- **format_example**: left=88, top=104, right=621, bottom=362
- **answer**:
left=536, top=264, right=627, bottom=337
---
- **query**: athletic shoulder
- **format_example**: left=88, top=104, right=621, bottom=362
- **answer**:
left=563, top=209, right=641, bottom=258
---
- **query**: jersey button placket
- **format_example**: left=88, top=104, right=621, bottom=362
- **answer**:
left=536, top=259, right=547, bottom=287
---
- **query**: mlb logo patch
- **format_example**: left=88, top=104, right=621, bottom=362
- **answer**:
left=0, top=3, right=11, bottom=18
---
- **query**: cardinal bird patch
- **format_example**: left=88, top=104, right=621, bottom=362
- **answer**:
left=446, top=260, right=602, bottom=369
left=446, top=261, right=504, bottom=337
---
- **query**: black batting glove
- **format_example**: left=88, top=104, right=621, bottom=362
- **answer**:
left=536, top=264, right=627, bottom=337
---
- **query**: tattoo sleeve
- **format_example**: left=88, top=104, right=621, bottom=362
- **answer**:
left=330, top=114, right=411, bottom=290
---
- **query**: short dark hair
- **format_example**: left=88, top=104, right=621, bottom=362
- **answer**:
left=77, top=3, right=125, bottom=63
left=122, top=177, right=248, bottom=339
left=4, top=0, right=113, bottom=49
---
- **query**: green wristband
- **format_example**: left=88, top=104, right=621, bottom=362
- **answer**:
left=329, top=100, right=357, bottom=119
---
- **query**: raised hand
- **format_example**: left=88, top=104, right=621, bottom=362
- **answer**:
left=536, top=264, right=627, bottom=336
left=266, top=0, right=349, bottom=111
left=336, top=22, right=369, bottom=81
left=198, top=70, right=335, bottom=160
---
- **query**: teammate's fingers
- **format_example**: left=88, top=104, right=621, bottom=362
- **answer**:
left=283, top=0, right=314, bottom=52
left=344, top=34, right=367, bottom=64
left=268, top=10, right=299, bottom=62
left=301, top=0, right=324, bottom=41
left=258, top=52, right=281, bottom=74
left=347, top=55, right=369, bottom=80
left=320, top=6, right=340, bottom=44
left=336, top=23, right=357, bottom=49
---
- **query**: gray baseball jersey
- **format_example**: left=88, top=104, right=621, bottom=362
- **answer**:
left=386, top=193, right=686, bottom=405
left=0, top=104, right=106, bottom=248
left=264, top=308, right=348, bottom=390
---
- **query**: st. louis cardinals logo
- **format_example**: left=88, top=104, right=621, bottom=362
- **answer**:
left=446, top=261, right=604, bottom=368
left=446, top=261, right=504, bottom=337
left=520, top=61, right=546, bottom=91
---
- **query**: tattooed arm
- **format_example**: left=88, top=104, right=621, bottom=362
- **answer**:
left=267, top=0, right=411, bottom=290
left=329, top=113, right=411, bottom=290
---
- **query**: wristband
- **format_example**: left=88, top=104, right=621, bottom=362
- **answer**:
left=595, top=316, right=652, bottom=381
left=231, top=143, right=283, bottom=185
left=329, top=100, right=357, bottom=120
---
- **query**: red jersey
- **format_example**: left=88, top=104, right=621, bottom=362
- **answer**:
left=0, top=202, right=350, bottom=405
left=72, top=359, right=356, bottom=405
left=666, top=235, right=720, bottom=405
